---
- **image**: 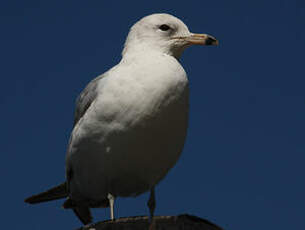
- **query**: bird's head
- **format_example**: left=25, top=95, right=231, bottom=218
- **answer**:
left=122, top=13, right=218, bottom=59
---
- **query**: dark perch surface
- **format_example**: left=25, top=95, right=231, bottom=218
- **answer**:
left=77, top=214, right=223, bottom=230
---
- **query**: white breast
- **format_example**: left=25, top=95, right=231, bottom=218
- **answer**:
left=68, top=53, right=189, bottom=201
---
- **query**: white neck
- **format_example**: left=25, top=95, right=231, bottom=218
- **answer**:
left=122, top=39, right=185, bottom=61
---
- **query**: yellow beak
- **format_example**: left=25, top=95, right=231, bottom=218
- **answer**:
left=173, top=33, right=219, bottom=46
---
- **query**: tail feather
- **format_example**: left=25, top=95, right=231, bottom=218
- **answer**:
left=73, top=207, right=92, bottom=225
left=63, top=197, right=92, bottom=224
left=25, top=182, right=93, bottom=224
left=25, top=182, right=68, bottom=204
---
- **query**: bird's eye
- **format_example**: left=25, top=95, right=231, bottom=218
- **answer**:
left=159, top=24, right=171, bottom=31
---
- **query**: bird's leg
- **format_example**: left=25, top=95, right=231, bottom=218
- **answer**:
left=147, top=187, right=156, bottom=221
left=107, top=193, right=115, bottom=221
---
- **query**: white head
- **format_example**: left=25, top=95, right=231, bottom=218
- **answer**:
left=122, top=13, right=218, bottom=59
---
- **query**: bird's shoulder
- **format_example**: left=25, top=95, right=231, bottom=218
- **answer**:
left=73, top=73, right=107, bottom=126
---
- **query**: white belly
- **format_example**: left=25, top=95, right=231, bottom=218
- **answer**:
left=67, top=54, right=189, bottom=201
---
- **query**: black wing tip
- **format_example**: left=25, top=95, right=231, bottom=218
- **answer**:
left=24, top=182, right=68, bottom=204
left=24, top=195, right=61, bottom=204
left=24, top=195, right=40, bottom=204
left=24, top=197, right=32, bottom=204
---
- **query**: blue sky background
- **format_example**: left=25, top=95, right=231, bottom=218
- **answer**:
left=1, top=1, right=304, bottom=229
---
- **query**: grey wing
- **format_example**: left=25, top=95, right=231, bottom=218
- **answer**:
left=66, top=74, right=106, bottom=192
left=73, top=74, right=105, bottom=126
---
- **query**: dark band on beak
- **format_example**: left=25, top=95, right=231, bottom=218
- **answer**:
left=205, top=36, right=218, bottom=46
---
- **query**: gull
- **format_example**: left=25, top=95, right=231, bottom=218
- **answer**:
left=25, top=13, right=218, bottom=225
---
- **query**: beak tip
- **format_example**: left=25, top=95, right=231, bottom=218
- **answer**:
left=183, top=33, right=219, bottom=46
left=206, top=36, right=219, bottom=46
